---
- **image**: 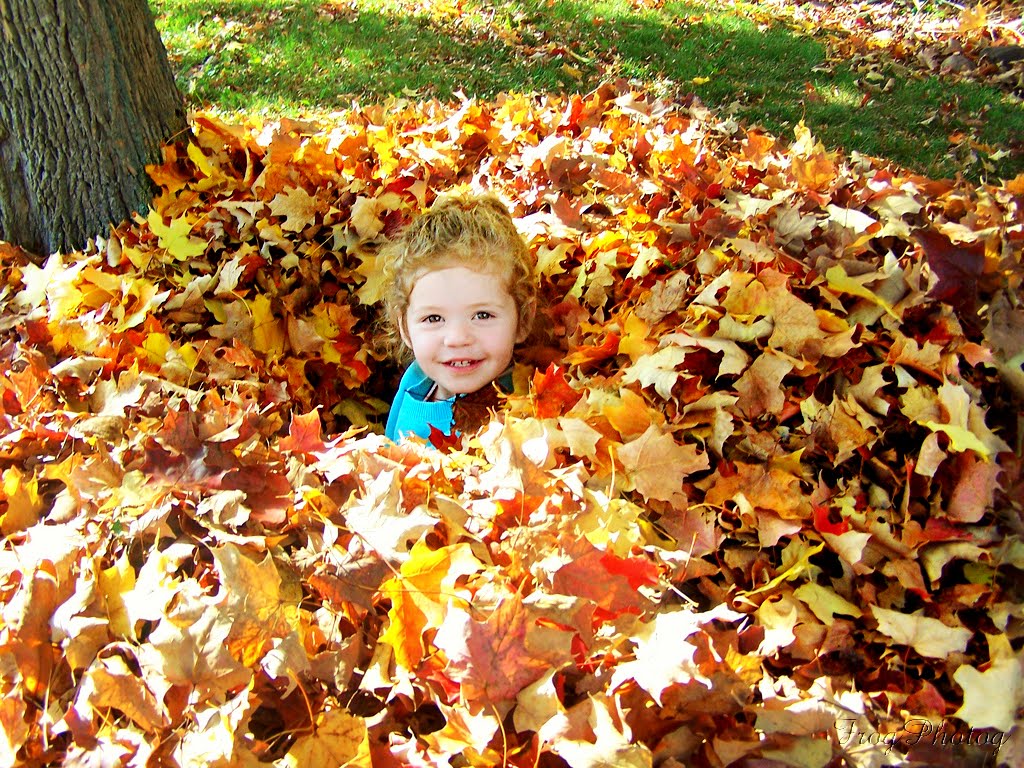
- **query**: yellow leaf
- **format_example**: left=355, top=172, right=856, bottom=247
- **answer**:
left=147, top=209, right=207, bottom=260
left=1, top=467, right=45, bottom=534
left=282, top=708, right=369, bottom=767
left=958, top=3, right=987, bottom=34
left=141, top=332, right=173, bottom=366
left=617, top=312, right=656, bottom=362
left=100, top=554, right=137, bottom=641
left=535, top=242, right=574, bottom=278
left=187, top=141, right=216, bottom=177
left=794, top=582, right=862, bottom=626
left=380, top=540, right=482, bottom=670
left=919, top=420, right=992, bottom=460
left=353, top=252, right=386, bottom=305
left=743, top=541, right=825, bottom=596
left=251, top=294, right=286, bottom=358
left=825, top=265, right=900, bottom=320
left=792, top=151, right=837, bottom=191
left=213, top=544, right=300, bottom=668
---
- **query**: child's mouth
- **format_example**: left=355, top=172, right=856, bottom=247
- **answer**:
left=445, top=360, right=480, bottom=369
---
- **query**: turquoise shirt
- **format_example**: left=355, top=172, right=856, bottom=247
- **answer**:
left=384, top=361, right=514, bottom=442
left=385, top=361, right=456, bottom=442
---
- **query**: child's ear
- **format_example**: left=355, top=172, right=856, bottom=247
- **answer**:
left=399, top=319, right=412, bottom=349
left=516, top=300, right=536, bottom=344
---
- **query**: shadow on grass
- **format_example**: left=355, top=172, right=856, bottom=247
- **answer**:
left=155, top=0, right=1023, bottom=181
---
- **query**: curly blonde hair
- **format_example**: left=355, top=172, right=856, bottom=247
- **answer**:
left=379, top=192, right=537, bottom=362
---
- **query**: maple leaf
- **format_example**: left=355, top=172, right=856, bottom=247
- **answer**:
left=1, top=466, right=45, bottom=533
left=279, top=407, right=327, bottom=454
left=147, top=209, right=207, bottom=259
left=379, top=540, right=483, bottom=670
left=610, top=607, right=728, bottom=704
left=914, top=229, right=986, bottom=321
left=344, top=470, right=439, bottom=563
left=212, top=543, right=299, bottom=667
left=617, top=423, right=708, bottom=503
left=952, top=634, right=1022, bottom=731
left=282, top=708, right=370, bottom=766
left=870, top=605, right=973, bottom=658
left=531, top=363, right=582, bottom=418
left=435, top=587, right=572, bottom=707
left=13, top=252, right=64, bottom=308
left=620, top=344, right=687, bottom=400
left=735, top=351, right=794, bottom=418
left=352, top=251, right=387, bottom=305
left=793, top=582, right=863, bottom=625
left=72, top=652, right=169, bottom=732
left=8, top=563, right=59, bottom=700
left=349, top=191, right=405, bottom=239
left=552, top=547, right=658, bottom=618
left=550, top=695, right=653, bottom=768
left=269, top=185, right=320, bottom=232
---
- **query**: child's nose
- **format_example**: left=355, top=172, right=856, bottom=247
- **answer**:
left=444, top=321, right=473, bottom=346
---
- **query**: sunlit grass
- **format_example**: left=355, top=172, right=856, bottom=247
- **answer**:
left=150, top=0, right=1023, bottom=181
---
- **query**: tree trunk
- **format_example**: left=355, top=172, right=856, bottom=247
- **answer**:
left=0, top=0, right=187, bottom=257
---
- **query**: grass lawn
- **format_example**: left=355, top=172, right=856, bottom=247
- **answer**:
left=151, top=0, right=1023, bottom=182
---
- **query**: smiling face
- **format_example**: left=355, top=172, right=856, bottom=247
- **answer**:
left=401, top=265, right=527, bottom=401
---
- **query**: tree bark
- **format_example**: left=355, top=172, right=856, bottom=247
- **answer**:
left=0, top=0, right=187, bottom=257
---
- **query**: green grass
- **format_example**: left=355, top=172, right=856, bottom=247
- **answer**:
left=150, top=0, right=1023, bottom=182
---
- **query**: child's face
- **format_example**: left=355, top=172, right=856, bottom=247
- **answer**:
left=401, top=265, right=526, bottom=401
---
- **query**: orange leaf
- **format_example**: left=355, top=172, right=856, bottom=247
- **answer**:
left=532, top=363, right=582, bottom=418
left=279, top=408, right=326, bottom=455
left=617, top=424, right=708, bottom=502
left=435, top=588, right=572, bottom=705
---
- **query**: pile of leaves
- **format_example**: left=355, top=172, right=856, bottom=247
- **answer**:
left=747, top=0, right=1024, bottom=95
left=2, top=80, right=1023, bottom=766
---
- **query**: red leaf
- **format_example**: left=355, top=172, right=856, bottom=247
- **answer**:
left=553, top=548, right=657, bottom=618
left=813, top=504, right=850, bottom=535
left=278, top=408, right=326, bottom=455
left=532, top=363, right=582, bottom=418
left=914, top=229, right=984, bottom=319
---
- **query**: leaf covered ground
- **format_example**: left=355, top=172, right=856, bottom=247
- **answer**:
left=1, top=82, right=1023, bottom=766
left=153, top=0, right=1024, bottom=181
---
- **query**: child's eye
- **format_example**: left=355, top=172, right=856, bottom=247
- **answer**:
left=474, top=311, right=494, bottom=320
left=423, top=314, right=443, bottom=324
